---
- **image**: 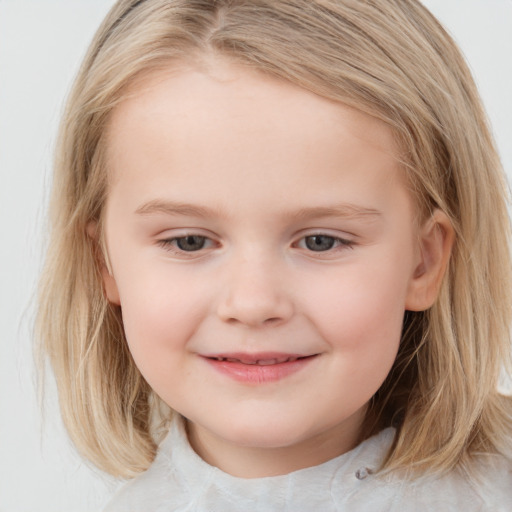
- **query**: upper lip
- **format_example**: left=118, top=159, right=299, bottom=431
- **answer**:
left=201, top=352, right=316, bottom=365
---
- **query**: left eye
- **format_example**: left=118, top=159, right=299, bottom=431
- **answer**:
left=297, top=235, right=353, bottom=252
left=175, top=235, right=207, bottom=251
left=304, top=235, right=336, bottom=251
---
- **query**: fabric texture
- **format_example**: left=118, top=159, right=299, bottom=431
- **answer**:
left=104, top=416, right=512, bottom=512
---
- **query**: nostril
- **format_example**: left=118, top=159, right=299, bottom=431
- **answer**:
left=224, top=315, right=284, bottom=327
left=263, top=317, right=283, bottom=325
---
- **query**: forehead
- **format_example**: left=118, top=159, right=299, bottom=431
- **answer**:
left=107, top=60, right=400, bottom=158
left=104, top=61, right=409, bottom=218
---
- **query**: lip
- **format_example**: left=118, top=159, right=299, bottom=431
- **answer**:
left=201, top=352, right=318, bottom=384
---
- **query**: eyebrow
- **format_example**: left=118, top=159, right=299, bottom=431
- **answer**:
left=289, top=205, right=382, bottom=222
left=135, top=200, right=218, bottom=218
left=135, top=199, right=383, bottom=222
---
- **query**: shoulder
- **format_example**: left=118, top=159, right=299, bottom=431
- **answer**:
left=456, top=453, right=512, bottom=510
left=102, top=456, right=184, bottom=512
left=327, top=436, right=512, bottom=512
left=102, top=422, right=187, bottom=511
left=381, top=453, right=512, bottom=512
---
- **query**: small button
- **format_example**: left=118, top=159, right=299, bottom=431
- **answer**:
left=355, top=467, right=372, bottom=480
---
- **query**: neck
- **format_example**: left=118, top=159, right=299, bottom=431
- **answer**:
left=186, top=411, right=365, bottom=478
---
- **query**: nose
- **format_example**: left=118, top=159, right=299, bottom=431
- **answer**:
left=216, top=252, right=294, bottom=328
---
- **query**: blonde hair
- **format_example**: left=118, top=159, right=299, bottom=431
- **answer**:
left=37, top=0, right=512, bottom=478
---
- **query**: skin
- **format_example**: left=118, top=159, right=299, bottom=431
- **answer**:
left=99, top=60, right=453, bottom=478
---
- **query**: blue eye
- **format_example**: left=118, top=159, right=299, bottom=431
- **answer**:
left=158, top=234, right=215, bottom=258
left=296, top=234, right=354, bottom=254
left=174, top=235, right=207, bottom=251
left=304, top=235, right=336, bottom=251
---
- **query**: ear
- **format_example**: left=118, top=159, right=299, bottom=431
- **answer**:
left=405, top=209, right=454, bottom=311
left=87, top=222, right=121, bottom=305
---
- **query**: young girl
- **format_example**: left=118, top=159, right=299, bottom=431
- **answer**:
left=37, top=0, right=512, bottom=510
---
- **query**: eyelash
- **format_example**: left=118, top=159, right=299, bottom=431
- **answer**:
left=157, top=235, right=215, bottom=257
left=157, top=233, right=355, bottom=257
left=294, top=234, right=355, bottom=253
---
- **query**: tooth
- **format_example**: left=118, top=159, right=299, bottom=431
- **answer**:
left=288, top=357, right=297, bottom=362
left=257, top=359, right=278, bottom=365
left=226, top=358, right=238, bottom=363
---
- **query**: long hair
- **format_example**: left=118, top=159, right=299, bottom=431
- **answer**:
left=37, top=0, right=512, bottom=477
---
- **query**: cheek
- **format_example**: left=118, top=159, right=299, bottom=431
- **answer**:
left=114, top=264, right=211, bottom=373
left=303, top=267, right=407, bottom=410
left=303, top=260, right=409, bottom=355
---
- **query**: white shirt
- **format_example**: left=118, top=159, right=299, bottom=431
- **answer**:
left=104, top=417, right=512, bottom=511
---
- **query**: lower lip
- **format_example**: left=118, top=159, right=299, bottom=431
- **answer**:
left=203, top=356, right=317, bottom=384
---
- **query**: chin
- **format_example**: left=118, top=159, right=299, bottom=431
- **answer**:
left=215, top=418, right=313, bottom=449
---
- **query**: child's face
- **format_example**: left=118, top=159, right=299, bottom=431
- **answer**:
left=102, top=61, right=431, bottom=476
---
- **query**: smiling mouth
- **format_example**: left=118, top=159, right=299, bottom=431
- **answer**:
left=202, top=353, right=318, bottom=383
left=208, top=355, right=310, bottom=365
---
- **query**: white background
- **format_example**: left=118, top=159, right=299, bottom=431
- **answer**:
left=0, top=1, right=511, bottom=511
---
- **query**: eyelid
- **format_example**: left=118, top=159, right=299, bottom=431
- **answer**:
left=293, top=228, right=356, bottom=243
